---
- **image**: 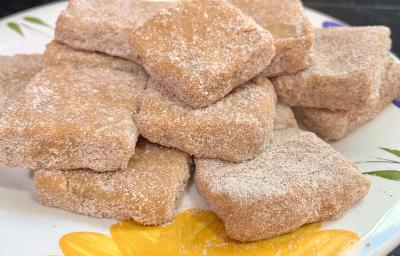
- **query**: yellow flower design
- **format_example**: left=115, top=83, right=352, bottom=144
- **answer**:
left=60, top=209, right=358, bottom=256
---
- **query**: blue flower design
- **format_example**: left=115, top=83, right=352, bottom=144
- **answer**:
left=394, top=98, right=400, bottom=108
left=322, top=21, right=343, bottom=28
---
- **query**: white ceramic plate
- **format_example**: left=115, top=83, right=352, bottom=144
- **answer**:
left=0, top=2, right=399, bottom=255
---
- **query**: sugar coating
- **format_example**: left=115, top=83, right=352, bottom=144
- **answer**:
left=0, top=54, right=42, bottom=112
left=230, top=0, right=314, bottom=77
left=43, top=41, right=148, bottom=80
left=137, top=77, right=275, bottom=162
left=294, top=58, right=400, bottom=141
left=195, top=128, right=370, bottom=242
left=131, top=0, right=276, bottom=108
left=274, top=103, right=298, bottom=130
left=55, top=0, right=177, bottom=60
left=273, top=27, right=392, bottom=111
left=34, top=139, right=192, bottom=225
left=0, top=65, right=145, bottom=171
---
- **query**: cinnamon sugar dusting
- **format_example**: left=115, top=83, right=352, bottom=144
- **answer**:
left=230, top=0, right=314, bottom=76
left=34, top=139, right=192, bottom=225
left=195, top=129, right=370, bottom=242
left=0, top=54, right=42, bottom=112
left=273, top=27, right=392, bottom=111
left=274, top=103, right=298, bottom=130
left=0, top=0, right=389, bottom=247
left=0, top=65, right=145, bottom=171
left=43, top=41, right=148, bottom=81
left=137, top=77, right=276, bottom=162
left=131, top=0, right=276, bottom=108
left=56, top=0, right=178, bottom=59
left=294, top=58, right=400, bottom=141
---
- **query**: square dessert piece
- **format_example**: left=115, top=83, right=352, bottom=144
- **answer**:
left=137, top=77, right=276, bottom=162
left=55, top=0, right=177, bottom=60
left=273, top=27, right=391, bottom=111
left=131, top=0, right=276, bottom=108
left=294, top=59, right=400, bottom=141
left=230, top=0, right=314, bottom=77
left=43, top=41, right=148, bottom=79
left=195, top=129, right=370, bottom=242
left=0, top=65, right=146, bottom=171
left=274, top=103, right=298, bottom=130
left=34, top=139, right=192, bottom=225
left=0, top=54, right=42, bottom=111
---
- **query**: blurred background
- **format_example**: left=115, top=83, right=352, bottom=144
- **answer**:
left=0, top=0, right=399, bottom=55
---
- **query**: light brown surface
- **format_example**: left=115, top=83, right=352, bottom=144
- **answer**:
left=43, top=41, right=148, bottom=80
left=273, top=27, right=391, bottom=111
left=274, top=103, right=298, bottom=130
left=195, top=128, right=370, bottom=242
left=55, top=0, right=177, bottom=60
left=294, top=59, right=400, bottom=141
left=0, top=54, right=42, bottom=112
left=0, top=65, right=145, bottom=171
left=137, top=77, right=275, bottom=162
left=131, top=0, right=276, bottom=108
left=230, top=0, right=314, bottom=77
left=34, top=139, right=192, bottom=225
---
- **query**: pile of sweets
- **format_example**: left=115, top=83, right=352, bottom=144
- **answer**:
left=1, top=0, right=399, bottom=242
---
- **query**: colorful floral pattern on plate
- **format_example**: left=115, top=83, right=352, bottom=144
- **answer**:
left=361, top=148, right=400, bottom=181
left=0, top=5, right=399, bottom=255
left=58, top=147, right=400, bottom=256
left=322, top=21, right=344, bottom=28
left=394, top=98, right=400, bottom=108
left=60, top=209, right=359, bottom=256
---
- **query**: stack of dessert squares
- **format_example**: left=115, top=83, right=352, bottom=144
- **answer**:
left=0, top=0, right=399, bottom=242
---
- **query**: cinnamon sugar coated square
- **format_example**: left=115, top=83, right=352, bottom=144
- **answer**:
left=131, top=0, right=276, bottom=108
left=274, top=103, right=298, bottom=130
left=0, top=54, right=42, bottom=112
left=294, top=58, right=400, bottom=141
left=273, top=27, right=391, bottom=111
left=34, top=139, right=192, bottom=225
left=43, top=41, right=148, bottom=79
left=0, top=65, right=146, bottom=171
left=195, top=128, right=370, bottom=242
left=137, top=77, right=276, bottom=162
left=55, top=0, right=177, bottom=60
left=230, top=0, right=314, bottom=77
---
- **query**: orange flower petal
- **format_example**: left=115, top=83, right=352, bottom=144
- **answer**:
left=111, top=221, right=163, bottom=256
left=60, top=232, right=122, bottom=256
left=59, top=209, right=359, bottom=256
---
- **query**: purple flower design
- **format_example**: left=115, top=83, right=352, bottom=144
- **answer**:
left=322, top=21, right=343, bottom=28
left=394, top=98, right=400, bottom=108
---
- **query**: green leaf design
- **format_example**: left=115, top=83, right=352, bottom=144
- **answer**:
left=363, top=170, right=400, bottom=181
left=23, top=16, right=52, bottom=28
left=7, top=22, right=24, bottom=36
left=380, top=148, right=400, bottom=159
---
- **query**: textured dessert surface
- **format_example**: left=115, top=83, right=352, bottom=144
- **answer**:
left=138, top=77, right=276, bottom=162
left=274, top=27, right=391, bottom=111
left=230, top=0, right=314, bottom=76
left=43, top=41, right=148, bottom=80
left=0, top=54, right=43, bottom=112
left=196, top=129, right=370, bottom=242
left=274, top=103, right=298, bottom=130
left=0, top=65, right=145, bottom=171
left=131, top=0, right=276, bottom=108
left=294, top=58, right=400, bottom=141
left=34, top=139, right=192, bottom=225
left=55, top=0, right=177, bottom=59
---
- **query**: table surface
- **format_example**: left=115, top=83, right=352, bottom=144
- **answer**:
left=0, top=1, right=399, bottom=255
